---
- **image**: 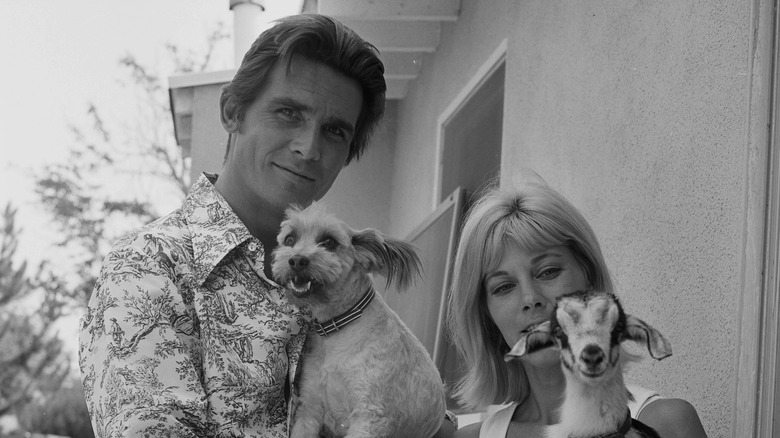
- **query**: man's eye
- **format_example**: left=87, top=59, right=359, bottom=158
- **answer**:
left=283, top=235, right=296, bottom=246
left=326, top=125, right=346, bottom=140
left=279, top=108, right=298, bottom=118
left=320, top=237, right=338, bottom=250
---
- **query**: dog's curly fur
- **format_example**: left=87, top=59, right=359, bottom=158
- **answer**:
left=272, top=202, right=446, bottom=438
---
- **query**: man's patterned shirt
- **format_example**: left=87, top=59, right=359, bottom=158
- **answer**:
left=79, top=174, right=309, bottom=437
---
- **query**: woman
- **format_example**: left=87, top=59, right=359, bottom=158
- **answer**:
left=448, top=179, right=707, bottom=438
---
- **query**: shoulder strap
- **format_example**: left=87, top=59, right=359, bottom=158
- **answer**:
left=480, top=404, right=519, bottom=438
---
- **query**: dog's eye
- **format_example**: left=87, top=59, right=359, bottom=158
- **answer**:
left=320, top=237, right=338, bottom=251
left=283, top=235, right=296, bottom=246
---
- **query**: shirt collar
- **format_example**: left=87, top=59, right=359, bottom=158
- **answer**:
left=183, top=173, right=254, bottom=286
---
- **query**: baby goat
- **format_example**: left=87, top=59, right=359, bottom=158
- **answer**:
left=506, top=290, right=672, bottom=438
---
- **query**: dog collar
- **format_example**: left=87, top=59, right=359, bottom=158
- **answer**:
left=592, top=411, right=632, bottom=438
left=313, top=286, right=375, bottom=337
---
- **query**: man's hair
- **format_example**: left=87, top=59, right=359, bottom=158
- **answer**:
left=220, top=14, right=386, bottom=164
left=447, top=180, right=614, bottom=409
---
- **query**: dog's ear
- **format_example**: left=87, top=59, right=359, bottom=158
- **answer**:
left=352, top=229, right=422, bottom=290
left=284, top=204, right=304, bottom=220
left=622, top=314, right=672, bottom=360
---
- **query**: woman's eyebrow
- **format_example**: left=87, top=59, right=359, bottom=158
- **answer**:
left=531, top=252, right=563, bottom=264
left=484, top=270, right=509, bottom=283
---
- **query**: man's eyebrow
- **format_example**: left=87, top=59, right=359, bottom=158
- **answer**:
left=270, top=96, right=309, bottom=112
left=269, top=96, right=356, bottom=135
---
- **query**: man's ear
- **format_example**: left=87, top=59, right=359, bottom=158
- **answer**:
left=220, top=95, right=241, bottom=133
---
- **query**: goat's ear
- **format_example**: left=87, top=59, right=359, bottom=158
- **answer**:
left=504, top=321, right=554, bottom=361
left=622, top=314, right=672, bottom=360
left=352, top=229, right=422, bottom=290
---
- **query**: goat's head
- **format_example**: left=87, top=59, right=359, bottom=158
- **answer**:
left=505, top=290, right=672, bottom=383
left=551, top=290, right=672, bottom=382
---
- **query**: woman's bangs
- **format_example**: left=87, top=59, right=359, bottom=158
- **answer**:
left=505, top=215, right=564, bottom=253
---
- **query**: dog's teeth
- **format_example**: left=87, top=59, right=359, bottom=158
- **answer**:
left=287, top=279, right=311, bottom=293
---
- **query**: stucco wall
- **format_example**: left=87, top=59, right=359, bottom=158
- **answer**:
left=387, top=0, right=761, bottom=436
left=189, top=82, right=228, bottom=182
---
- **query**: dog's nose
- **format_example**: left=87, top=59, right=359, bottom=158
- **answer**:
left=289, top=256, right=309, bottom=271
left=580, top=345, right=604, bottom=368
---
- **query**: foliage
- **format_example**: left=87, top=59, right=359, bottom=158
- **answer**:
left=0, top=24, right=231, bottom=436
left=0, top=204, right=70, bottom=418
left=33, top=23, right=230, bottom=304
left=16, top=376, right=95, bottom=438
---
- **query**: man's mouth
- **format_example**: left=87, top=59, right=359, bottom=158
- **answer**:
left=277, top=164, right=315, bottom=182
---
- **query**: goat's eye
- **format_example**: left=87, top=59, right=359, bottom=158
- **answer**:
left=283, top=235, right=296, bottom=246
left=320, top=237, right=338, bottom=250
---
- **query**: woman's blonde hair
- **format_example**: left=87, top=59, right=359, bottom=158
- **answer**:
left=447, top=180, right=614, bottom=409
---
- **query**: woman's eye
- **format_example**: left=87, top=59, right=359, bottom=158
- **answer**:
left=320, top=237, right=338, bottom=250
left=283, top=235, right=296, bottom=246
left=491, top=283, right=513, bottom=295
left=538, top=267, right=561, bottom=279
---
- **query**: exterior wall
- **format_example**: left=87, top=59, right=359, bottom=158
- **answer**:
left=385, top=0, right=767, bottom=436
left=189, top=83, right=229, bottom=182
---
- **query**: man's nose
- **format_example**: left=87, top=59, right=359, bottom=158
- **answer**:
left=290, top=126, right=322, bottom=161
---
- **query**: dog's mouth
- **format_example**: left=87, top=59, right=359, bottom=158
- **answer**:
left=286, top=275, right=316, bottom=297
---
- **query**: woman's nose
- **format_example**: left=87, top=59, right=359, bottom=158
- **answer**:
left=521, top=300, right=545, bottom=313
left=519, top=285, right=549, bottom=312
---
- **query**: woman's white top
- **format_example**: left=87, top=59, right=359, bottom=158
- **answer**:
left=477, top=384, right=661, bottom=438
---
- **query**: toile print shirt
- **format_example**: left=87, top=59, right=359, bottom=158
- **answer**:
left=79, top=173, right=309, bottom=438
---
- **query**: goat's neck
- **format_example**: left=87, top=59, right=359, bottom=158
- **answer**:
left=557, top=364, right=629, bottom=436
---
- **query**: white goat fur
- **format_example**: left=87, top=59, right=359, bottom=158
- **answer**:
left=507, top=290, right=671, bottom=438
left=271, top=202, right=446, bottom=438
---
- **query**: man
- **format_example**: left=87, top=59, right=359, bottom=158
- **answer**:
left=79, top=14, right=429, bottom=437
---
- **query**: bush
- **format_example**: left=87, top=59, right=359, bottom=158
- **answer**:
left=17, top=376, right=94, bottom=438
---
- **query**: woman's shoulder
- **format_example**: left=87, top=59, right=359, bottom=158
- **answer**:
left=638, top=398, right=708, bottom=438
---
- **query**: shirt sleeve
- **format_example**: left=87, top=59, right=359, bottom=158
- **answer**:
left=79, top=246, right=206, bottom=437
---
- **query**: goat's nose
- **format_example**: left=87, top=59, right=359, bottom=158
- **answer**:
left=288, top=256, right=309, bottom=271
left=580, top=345, right=605, bottom=367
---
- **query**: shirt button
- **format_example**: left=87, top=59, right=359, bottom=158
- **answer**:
left=248, top=242, right=258, bottom=252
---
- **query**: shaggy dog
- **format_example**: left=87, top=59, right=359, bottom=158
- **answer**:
left=272, top=202, right=446, bottom=438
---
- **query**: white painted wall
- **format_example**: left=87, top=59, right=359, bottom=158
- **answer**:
left=384, top=0, right=770, bottom=436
